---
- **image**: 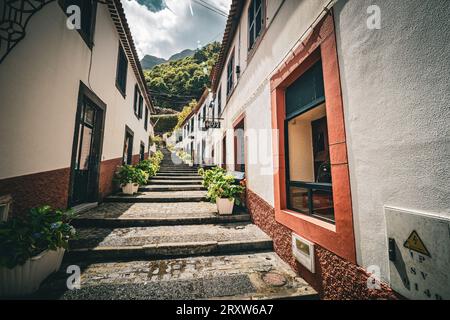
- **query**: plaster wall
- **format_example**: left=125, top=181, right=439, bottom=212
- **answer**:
left=334, top=0, right=450, bottom=281
left=0, top=3, right=152, bottom=180
left=214, top=0, right=329, bottom=205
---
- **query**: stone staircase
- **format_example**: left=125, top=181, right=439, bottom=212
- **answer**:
left=35, top=149, right=317, bottom=300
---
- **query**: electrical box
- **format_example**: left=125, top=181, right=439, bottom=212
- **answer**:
left=385, top=206, right=450, bottom=300
left=292, top=233, right=315, bottom=273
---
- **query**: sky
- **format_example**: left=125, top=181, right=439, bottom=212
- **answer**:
left=122, top=0, right=232, bottom=60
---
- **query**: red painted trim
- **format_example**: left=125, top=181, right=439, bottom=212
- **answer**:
left=270, top=13, right=356, bottom=263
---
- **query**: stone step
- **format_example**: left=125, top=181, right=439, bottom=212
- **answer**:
left=139, top=185, right=205, bottom=192
left=72, top=202, right=250, bottom=228
left=36, top=252, right=318, bottom=300
left=156, top=172, right=199, bottom=177
left=105, top=191, right=208, bottom=203
left=147, top=179, right=204, bottom=185
left=67, top=223, right=273, bottom=262
left=154, top=175, right=203, bottom=180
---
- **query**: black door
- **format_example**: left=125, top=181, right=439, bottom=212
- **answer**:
left=71, top=98, right=102, bottom=206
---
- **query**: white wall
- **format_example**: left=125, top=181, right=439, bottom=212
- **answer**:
left=334, top=0, right=450, bottom=281
left=0, top=3, right=152, bottom=180
left=214, top=0, right=330, bottom=205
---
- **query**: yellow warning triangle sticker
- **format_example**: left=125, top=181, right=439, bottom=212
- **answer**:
left=403, top=230, right=431, bottom=257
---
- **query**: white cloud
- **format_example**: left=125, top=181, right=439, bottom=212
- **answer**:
left=122, top=0, right=231, bottom=60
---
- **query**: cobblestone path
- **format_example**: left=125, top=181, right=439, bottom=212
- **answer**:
left=36, top=149, right=317, bottom=300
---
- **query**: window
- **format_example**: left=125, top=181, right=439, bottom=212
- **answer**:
left=217, top=87, right=222, bottom=116
left=222, top=135, right=227, bottom=169
left=138, top=95, right=143, bottom=119
left=123, top=127, right=134, bottom=165
left=140, top=142, right=146, bottom=161
left=116, top=44, right=128, bottom=97
left=144, top=107, right=149, bottom=131
left=60, top=0, right=97, bottom=48
left=227, top=53, right=234, bottom=97
left=248, top=0, right=264, bottom=50
left=285, top=60, right=334, bottom=223
left=133, top=85, right=139, bottom=116
left=234, top=118, right=245, bottom=172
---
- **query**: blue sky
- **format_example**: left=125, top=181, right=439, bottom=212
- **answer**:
left=122, top=0, right=231, bottom=59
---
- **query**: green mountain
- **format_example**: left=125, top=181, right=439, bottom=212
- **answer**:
left=144, top=42, right=221, bottom=113
left=168, top=49, right=195, bottom=62
left=140, top=49, right=196, bottom=70
left=140, top=55, right=167, bottom=70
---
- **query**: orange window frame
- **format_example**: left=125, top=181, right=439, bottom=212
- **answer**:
left=270, top=12, right=356, bottom=263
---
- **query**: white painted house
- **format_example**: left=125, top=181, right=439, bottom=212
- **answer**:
left=179, top=89, right=217, bottom=166
left=0, top=0, right=155, bottom=215
left=207, top=0, right=450, bottom=299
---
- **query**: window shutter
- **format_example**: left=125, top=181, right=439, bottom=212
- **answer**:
left=285, top=61, right=325, bottom=119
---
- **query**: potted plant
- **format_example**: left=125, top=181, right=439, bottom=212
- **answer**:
left=207, top=173, right=245, bottom=215
left=115, top=165, right=148, bottom=195
left=0, top=206, right=77, bottom=297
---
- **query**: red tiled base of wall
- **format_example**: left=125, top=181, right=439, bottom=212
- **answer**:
left=0, top=168, right=70, bottom=216
left=0, top=155, right=145, bottom=217
left=99, top=157, right=123, bottom=200
left=246, top=189, right=399, bottom=300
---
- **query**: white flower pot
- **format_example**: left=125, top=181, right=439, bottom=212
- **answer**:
left=122, top=183, right=135, bottom=195
left=216, top=198, right=235, bottom=215
left=0, top=248, right=65, bottom=297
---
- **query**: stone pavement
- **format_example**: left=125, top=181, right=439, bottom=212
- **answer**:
left=37, top=253, right=315, bottom=300
left=36, top=149, right=317, bottom=300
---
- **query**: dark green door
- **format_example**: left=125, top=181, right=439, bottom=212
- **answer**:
left=72, top=99, right=101, bottom=206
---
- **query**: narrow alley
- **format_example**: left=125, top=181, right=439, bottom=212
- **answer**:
left=36, top=149, right=317, bottom=300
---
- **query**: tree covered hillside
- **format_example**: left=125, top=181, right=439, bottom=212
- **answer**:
left=144, top=42, right=220, bottom=112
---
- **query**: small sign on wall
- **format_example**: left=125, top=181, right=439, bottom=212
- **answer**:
left=385, top=206, right=450, bottom=300
left=292, top=233, right=315, bottom=273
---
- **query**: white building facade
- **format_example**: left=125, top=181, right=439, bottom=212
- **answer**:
left=0, top=0, right=155, bottom=215
left=208, top=0, right=450, bottom=299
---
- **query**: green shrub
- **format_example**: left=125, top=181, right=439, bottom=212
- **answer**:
left=198, top=167, right=226, bottom=189
left=135, top=151, right=164, bottom=181
left=135, top=160, right=158, bottom=179
left=0, top=206, right=77, bottom=269
left=115, top=165, right=148, bottom=186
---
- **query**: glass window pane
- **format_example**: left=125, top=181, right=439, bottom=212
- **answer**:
left=312, top=189, right=334, bottom=222
left=288, top=186, right=310, bottom=214
left=84, top=104, right=95, bottom=126
left=79, top=126, right=93, bottom=170
left=255, top=8, right=262, bottom=37
left=287, top=104, right=327, bottom=183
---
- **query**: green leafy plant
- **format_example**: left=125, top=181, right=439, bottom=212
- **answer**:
left=135, top=160, right=158, bottom=179
left=200, top=167, right=244, bottom=205
left=135, top=151, right=164, bottom=182
left=198, top=167, right=226, bottom=189
left=0, top=206, right=77, bottom=269
left=207, top=174, right=245, bottom=205
left=115, top=165, right=149, bottom=186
